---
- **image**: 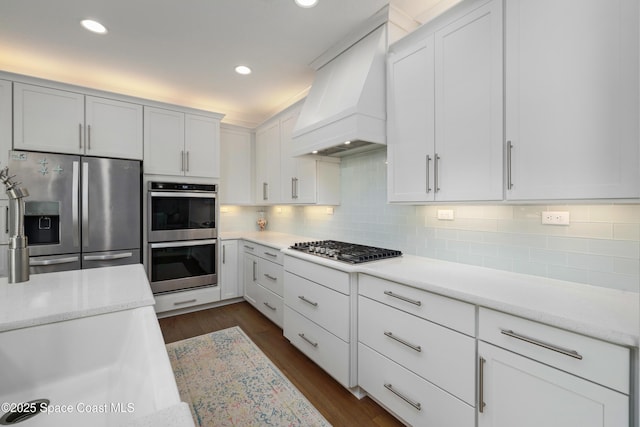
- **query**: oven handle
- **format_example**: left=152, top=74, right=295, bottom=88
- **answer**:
left=150, top=239, right=217, bottom=249
left=149, top=191, right=216, bottom=199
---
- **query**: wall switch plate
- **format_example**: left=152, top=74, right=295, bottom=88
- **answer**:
left=437, top=209, right=455, bottom=220
left=541, top=211, right=570, bottom=225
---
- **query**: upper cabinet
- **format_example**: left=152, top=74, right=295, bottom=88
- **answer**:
left=387, top=0, right=503, bottom=203
left=505, top=0, right=639, bottom=200
left=13, top=83, right=143, bottom=160
left=143, top=106, right=221, bottom=178
left=255, top=118, right=281, bottom=203
left=220, top=125, right=253, bottom=205
left=0, top=80, right=11, bottom=176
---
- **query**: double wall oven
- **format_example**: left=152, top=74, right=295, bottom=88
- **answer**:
left=147, top=182, right=217, bottom=294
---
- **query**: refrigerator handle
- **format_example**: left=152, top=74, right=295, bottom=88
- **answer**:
left=72, top=161, right=80, bottom=247
left=82, top=162, right=89, bottom=248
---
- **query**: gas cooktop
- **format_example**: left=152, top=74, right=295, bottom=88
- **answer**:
left=289, top=240, right=402, bottom=264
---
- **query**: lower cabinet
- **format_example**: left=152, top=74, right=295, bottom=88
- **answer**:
left=242, top=242, right=284, bottom=327
left=154, top=285, right=221, bottom=315
left=220, top=239, right=241, bottom=300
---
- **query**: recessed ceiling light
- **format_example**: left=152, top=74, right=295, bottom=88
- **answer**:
left=295, top=0, right=318, bottom=8
left=311, top=150, right=318, bottom=154
left=344, top=140, right=351, bottom=145
left=235, top=65, right=252, bottom=75
left=81, top=19, right=107, bottom=34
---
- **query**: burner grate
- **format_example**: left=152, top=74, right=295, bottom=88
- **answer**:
left=290, top=240, right=402, bottom=264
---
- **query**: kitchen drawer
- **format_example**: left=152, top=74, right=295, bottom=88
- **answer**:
left=479, top=307, right=630, bottom=394
left=284, top=255, right=350, bottom=294
left=358, top=343, right=475, bottom=427
left=284, top=271, right=350, bottom=341
left=359, top=274, right=475, bottom=336
left=258, top=258, right=283, bottom=297
left=154, top=285, right=220, bottom=313
left=245, top=280, right=283, bottom=328
left=284, top=306, right=351, bottom=388
left=242, top=241, right=283, bottom=264
left=359, top=295, right=475, bottom=405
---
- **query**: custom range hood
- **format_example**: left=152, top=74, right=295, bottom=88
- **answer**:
left=292, top=23, right=387, bottom=157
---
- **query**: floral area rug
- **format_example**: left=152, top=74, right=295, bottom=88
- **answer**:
left=166, top=326, right=332, bottom=427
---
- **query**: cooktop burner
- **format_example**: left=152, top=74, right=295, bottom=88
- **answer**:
left=290, top=240, right=402, bottom=264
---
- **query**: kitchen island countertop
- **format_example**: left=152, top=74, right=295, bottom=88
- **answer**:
left=0, top=263, right=155, bottom=332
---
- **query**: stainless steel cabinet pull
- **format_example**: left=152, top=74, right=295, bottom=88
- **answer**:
left=264, top=273, right=277, bottom=281
left=72, top=161, right=79, bottom=246
left=384, top=290, right=422, bottom=306
left=294, top=177, right=299, bottom=199
left=252, top=260, right=257, bottom=281
left=222, top=245, right=226, bottom=264
left=244, top=245, right=255, bottom=250
left=384, top=384, right=421, bottom=411
left=87, top=124, right=91, bottom=150
left=83, top=252, right=132, bottom=261
left=30, top=256, right=79, bottom=266
left=434, top=153, right=440, bottom=192
left=500, top=329, right=583, bottom=360
left=384, top=331, right=421, bottom=352
left=5, top=206, right=8, bottom=234
left=507, top=141, right=513, bottom=190
left=291, top=177, right=295, bottom=199
left=264, top=251, right=278, bottom=258
left=185, top=151, right=190, bottom=172
left=263, top=301, right=277, bottom=311
left=263, top=182, right=268, bottom=200
left=479, top=357, right=486, bottom=413
left=298, top=295, right=318, bottom=307
left=174, top=299, right=197, bottom=306
left=82, top=162, right=89, bottom=247
left=426, top=155, right=432, bottom=193
left=298, top=333, right=318, bottom=347
left=79, top=123, right=82, bottom=149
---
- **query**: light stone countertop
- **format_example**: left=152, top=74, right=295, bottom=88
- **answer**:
left=222, top=231, right=639, bottom=348
left=0, top=263, right=155, bottom=332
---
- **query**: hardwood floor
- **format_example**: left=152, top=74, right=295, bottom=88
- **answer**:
left=158, top=301, right=404, bottom=427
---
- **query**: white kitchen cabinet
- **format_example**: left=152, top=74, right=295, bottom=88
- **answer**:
left=220, top=239, right=241, bottom=300
left=144, top=106, right=221, bottom=178
left=219, top=125, right=253, bottom=204
left=0, top=79, right=11, bottom=179
left=13, top=83, right=143, bottom=160
left=478, top=307, right=630, bottom=427
left=0, top=200, right=8, bottom=244
left=255, top=119, right=281, bottom=203
left=279, top=107, right=316, bottom=204
left=242, top=241, right=284, bottom=327
left=387, top=0, right=503, bottom=202
left=505, top=0, right=639, bottom=200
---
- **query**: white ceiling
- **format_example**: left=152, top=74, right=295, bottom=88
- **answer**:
left=0, top=0, right=451, bottom=127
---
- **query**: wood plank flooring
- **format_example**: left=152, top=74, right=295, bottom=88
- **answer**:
left=158, top=301, right=404, bottom=427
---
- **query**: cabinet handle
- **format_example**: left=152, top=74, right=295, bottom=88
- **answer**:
left=434, top=153, right=440, bottom=192
left=252, top=260, right=257, bottom=281
left=479, top=357, right=486, bottom=413
left=264, top=273, right=277, bottom=281
left=180, top=150, right=185, bottom=172
left=298, top=295, right=318, bottom=307
left=294, top=177, right=299, bottom=199
left=186, top=151, right=190, bottom=172
left=244, top=244, right=255, bottom=250
left=78, top=123, right=82, bottom=149
left=5, top=206, right=8, bottom=234
left=298, top=333, right=318, bottom=347
left=426, top=155, right=432, bottom=193
left=500, top=329, right=583, bottom=360
left=263, top=301, right=277, bottom=311
left=384, top=384, right=421, bottom=411
left=507, top=141, right=513, bottom=190
left=384, top=290, right=422, bottom=306
left=174, top=299, right=197, bottom=306
left=291, top=177, right=295, bottom=199
left=87, top=124, right=91, bottom=150
left=263, top=182, right=268, bottom=200
left=222, top=245, right=226, bottom=264
left=384, top=331, right=421, bottom=352
left=264, top=251, right=278, bottom=258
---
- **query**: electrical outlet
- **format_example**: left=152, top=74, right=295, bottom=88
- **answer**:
left=541, top=211, right=570, bottom=225
left=437, top=209, right=455, bottom=220
left=325, top=207, right=334, bottom=215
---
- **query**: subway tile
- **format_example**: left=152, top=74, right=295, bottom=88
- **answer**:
left=497, top=245, right=530, bottom=260
left=513, top=260, right=549, bottom=277
left=457, top=252, right=484, bottom=267
left=469, top=242, right=498, bottom=257
left=588, top=239, right=640, bottom=259
left=547, top=265, right=589, bottom=284
left=482, top=205, right=514, bottom=220
left=613, top=257, right=640, bottom=275
left=565, top=222, right=613, bottom=239
left=587, top=271, right=640, bottom=292
left=547, top=236, right=590, bottom=253
left=613, top=223, right=640, bottom=241
left=456, top=229, right=486, bottom=243
left=588, top=205, right=614, bottom=222
left=567, top=253, right=614, bottom=273
left=482, top=256, right=513, bottom=272
left=530, top=248, right=567, bottom=266
left=611, top=204, right=640, bottom=224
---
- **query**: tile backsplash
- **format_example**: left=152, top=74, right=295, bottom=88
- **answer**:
left=222, top=148, right=640, bottom=292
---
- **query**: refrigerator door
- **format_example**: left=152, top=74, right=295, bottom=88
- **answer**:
left=82, top=248, right=140, bottom=269
left=82, top=157, right=141, bottom=254
left=8, top=151, right=81, bottom=257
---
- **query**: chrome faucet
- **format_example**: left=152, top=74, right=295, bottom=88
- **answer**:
left=0, top=167, right=29, bottom=283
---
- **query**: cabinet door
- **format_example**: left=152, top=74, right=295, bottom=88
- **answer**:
left=185, top=113, right=220, bottom=179
left=478, top=342, right=629, bottom=427
left=220, top=126, right=253, bottom=204
left=13, top=83, right=84, bottom=155
left=85, top=96, right=143, bottom=160
left=387, top=37, right=435, bottom=202
left=434, top=0, right=503, bottom=201
left=505, top=0, right=639, bottom=199
left=143, top=106, right=185, bottom=175
left=243, top=253, right=258, bottom=298
left=0, top=79, right=11, bottom=188
left=280, top=108, right=317, bottom=204
left=255, top=120, right=281, bottom=203
left=220, top=240, right=240, bottom=299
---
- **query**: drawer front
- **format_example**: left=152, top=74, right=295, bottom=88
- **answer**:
left=245, top=281, right=283, bottom=328
left=242, top=241, right=259, bottom=255
left=284, top=306, right=351, bottom=388
left=284, top=255, right=350, bottom=294
left=154, top=285, right=220, bottom=313
left=359, top=296, right=475, bottom=405
left=359, top=274, right=475, bottom=336
left=242, top=241, right=283, bottom=265
left=284, top=271, right=350, bottom=341
left=359, top=343, right=475, bottom=427
left=258, top=258, right=283, bottom=297
left=479, top=307, right=630, bottom=394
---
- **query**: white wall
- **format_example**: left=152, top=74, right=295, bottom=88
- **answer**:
left=222, top=148, right=640, bottom=292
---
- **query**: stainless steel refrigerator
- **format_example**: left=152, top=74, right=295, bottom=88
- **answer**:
left=8, top=150, right=141, bottom=273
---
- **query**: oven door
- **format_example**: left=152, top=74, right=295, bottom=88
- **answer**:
left=148, top=239, right=217, bottom=294
left=148, top=191, right=216, bottom=242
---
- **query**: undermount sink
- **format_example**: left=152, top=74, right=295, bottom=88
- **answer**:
left=0, top=306, right=180, bottom=426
